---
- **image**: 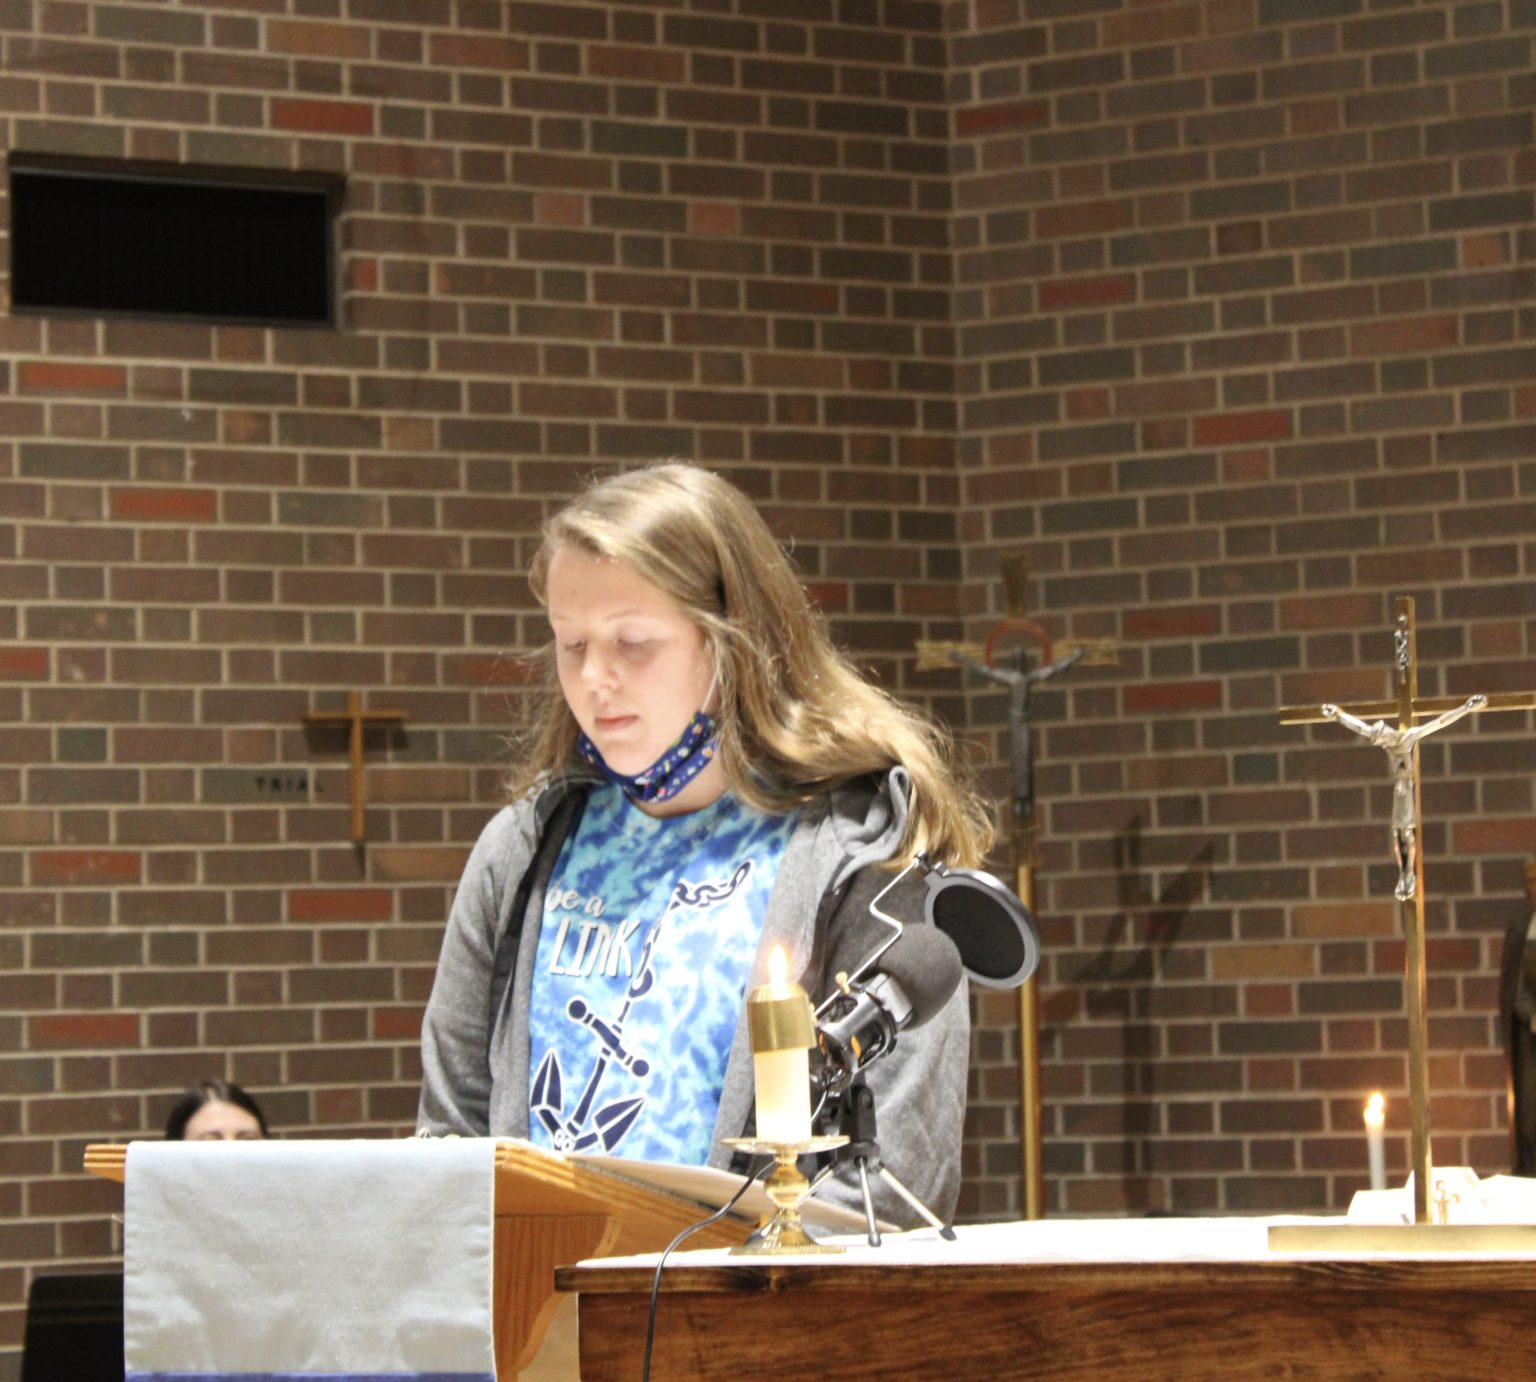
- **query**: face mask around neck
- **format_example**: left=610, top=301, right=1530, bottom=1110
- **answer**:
left=575, top=709, right=718, bottom=805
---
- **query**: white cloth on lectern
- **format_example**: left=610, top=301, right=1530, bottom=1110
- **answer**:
left=124, top=1138, right=496, bottom=1380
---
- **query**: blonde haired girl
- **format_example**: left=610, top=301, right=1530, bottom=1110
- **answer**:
left=510, top=462, right=994, bottom=868
left=420, top=464, right=987, bottom=1224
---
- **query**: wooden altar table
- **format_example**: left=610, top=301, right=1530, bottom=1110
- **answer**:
left=555, top=1218, right=1536, bottom=1380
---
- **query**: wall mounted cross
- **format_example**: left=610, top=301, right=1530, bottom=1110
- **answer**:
left=917, top=551, right=1113, bottom=1220
left=303, top=691, right=408, bottom=845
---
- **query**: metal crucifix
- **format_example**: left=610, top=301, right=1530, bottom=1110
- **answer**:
left=918, top=554, right=1111, bottom=1218
left=1281, top=596, right=1536, bottom=1226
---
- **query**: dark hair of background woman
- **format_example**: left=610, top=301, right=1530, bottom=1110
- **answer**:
left=163, top=1079, right=270, bottom=1140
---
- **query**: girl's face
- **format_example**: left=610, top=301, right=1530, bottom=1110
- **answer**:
left=546, top=548, right=716, bottom=783
left=184, top=1099, right=264, bottom=1141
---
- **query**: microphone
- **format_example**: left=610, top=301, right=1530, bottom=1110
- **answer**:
left=802, top=855, right=1034, bottom=1244
left=806, top=853, right=1040, bottom=1098
left=812, top=923, right=963, bottom=1096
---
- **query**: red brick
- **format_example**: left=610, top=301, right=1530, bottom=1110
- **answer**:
left=1461, top=232, right=1507, bottom=269
left=1356, top=548, right=1463, bottom=586
left=289, top=889, right=394, bottom=923
left=1116, top=378, right=1217, bottom=417
left=1063, top=386, right=1111, bottom=421
left=353, top=143, right=454, bottom=179
left=690, top=201, right=739, bottom=237
left=588, top=44, right=685, bottom=83
left=1126, top=754, right=1228, bottom=790
left=1453, top=818, right=1536, bottom=856
left=428, top=33, right=530, bottom=71
left=535, top=192, right=586, bottom=227
left=1279, top=669, right=1385, bottom=705
left=0, top=648, right=48, bottom=679
left=519, top=383, right=619, bottom=418
left=267, top=20, right=371, bottom=58
left=30, top=1013, right=140, bottom=1049
left=1103, top=3, right=1202, bottom=47
left=110, top=488, right=217, bottom=523
left=17, top=362, right=127, bottom=395
left=0, top=811, right=53, bottom=845
left=442, top=654, right=536, bottom=686
left=956, top=99, right=1049, bottom=138
left=1295, top=901, right=1394, bottom=943
left=1124, top=680, right=1224, bottom=714
left=373, top=1006, right=425, bottom=1041
left=1245, top=987, right=1297, bottom=1019
left=1192, top=410, right=1292, bottom=446
left=1277, top=594, right=1382, bottom=631
left=31, top=851, right=141, bottom=885
left=1348, top=314, right=1459, bottom=357
left=1035, top=199, right=1133, bottom=239
left=513, top=151, right=610, bottom=191
left=370, top=847, right=471, bottom=882
left=271, top=97, right=375, bottom=136
left=1039, top=274, right=1135, bottom=311
left=1124, top=607, right=1221, bottom=640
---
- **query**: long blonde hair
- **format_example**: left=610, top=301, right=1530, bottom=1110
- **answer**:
left=510, top=463, right=994, bottom=868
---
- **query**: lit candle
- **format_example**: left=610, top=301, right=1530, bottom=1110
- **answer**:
left=747, top=945, right=815, bottom=1145
left=1364, top=1092, right=1386, bottom=1191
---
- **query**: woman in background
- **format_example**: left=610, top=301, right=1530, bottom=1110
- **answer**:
left=164, top=1080, right=269, bottom=1141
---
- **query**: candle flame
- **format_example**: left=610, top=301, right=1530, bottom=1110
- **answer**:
left=1366, top=1092, right=1384, bottom=1118
left=768, top=943, right=787, bottom=986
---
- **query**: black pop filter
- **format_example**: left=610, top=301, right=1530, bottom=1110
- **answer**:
left=921, top=860, right=1039, bottom=989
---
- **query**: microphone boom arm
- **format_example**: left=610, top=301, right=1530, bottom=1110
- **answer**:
left=814, top=855, right=924, bottom=1018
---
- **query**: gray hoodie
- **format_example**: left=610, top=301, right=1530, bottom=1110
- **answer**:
left=416, top=768, right=968, bottom=1225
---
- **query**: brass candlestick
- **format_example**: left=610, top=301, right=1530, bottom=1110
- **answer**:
left=722, top=1134, right=848, bottom=1254
left=727, top=946, right=847, bottom=1254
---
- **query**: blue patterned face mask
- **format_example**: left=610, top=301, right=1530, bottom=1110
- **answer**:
left=575, top=710, right=718, bottom=805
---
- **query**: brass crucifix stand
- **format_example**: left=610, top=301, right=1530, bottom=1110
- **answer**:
left=1269, top=596, right=1536, bottom=1251
left=303, top=691, right=408, bottom=845
left=918, top=555, right=1111, bottom=1219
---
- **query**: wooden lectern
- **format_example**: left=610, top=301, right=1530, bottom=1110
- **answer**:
left=86, top=1140, right=751, bottom=1377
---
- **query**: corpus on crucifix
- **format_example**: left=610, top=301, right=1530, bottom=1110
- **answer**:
left=1321, top=695, right=1486, bottom=904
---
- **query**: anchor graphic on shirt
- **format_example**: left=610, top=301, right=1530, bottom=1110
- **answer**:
left=531, top=861, right=753, bottom=1154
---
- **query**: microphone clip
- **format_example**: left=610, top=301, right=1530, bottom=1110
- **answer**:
left=812, top=968, right=915, bottom=1099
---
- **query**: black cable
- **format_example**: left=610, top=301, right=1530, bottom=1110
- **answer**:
left=641, top=1156, right=770, bottom=1382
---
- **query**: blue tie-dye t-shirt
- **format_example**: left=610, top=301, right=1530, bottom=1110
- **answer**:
left=527, top=784, right=798, bottom=1165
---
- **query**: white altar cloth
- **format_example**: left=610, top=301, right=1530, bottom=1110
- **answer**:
left=125, top=1138, right=498, bottom=1381
left=579, top=1212, right=1536, bottom=1271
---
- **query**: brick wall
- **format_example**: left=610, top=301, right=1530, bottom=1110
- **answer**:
left=949, top=0, right=1536, bottom=1217
left=1, top=0, right=1535, bottom=1369
left=0, top=0, right=968, bottom=1364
